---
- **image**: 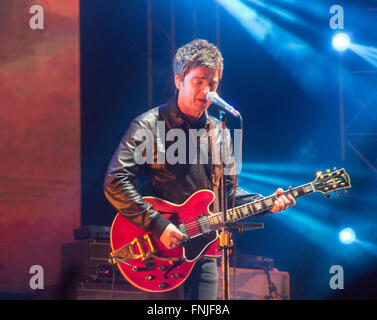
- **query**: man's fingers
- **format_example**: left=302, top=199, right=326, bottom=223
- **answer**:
left=170, top=226, right=186, bottom=243
left=288, top=194, right=296, bottom=206
left=272, top=188, right=297, bottom=211
left=160, top=223, right=187, bottom=249
left=271, top=188, right=296, bottom=213
left=173, top=231, right=185, bottom=241
left=282, top=196, right=291, bottom=210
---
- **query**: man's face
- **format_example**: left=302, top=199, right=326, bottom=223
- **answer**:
left=175, top=66, right=220, bottom=118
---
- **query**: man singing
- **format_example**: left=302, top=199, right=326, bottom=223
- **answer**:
left=104, top=39, right=295, bottom=300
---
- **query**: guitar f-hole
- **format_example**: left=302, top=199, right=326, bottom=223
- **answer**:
left=164, top=260, right=183, bottom=279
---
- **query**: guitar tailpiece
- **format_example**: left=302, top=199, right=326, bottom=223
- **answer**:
left=111, top=256, right=138, bottom=271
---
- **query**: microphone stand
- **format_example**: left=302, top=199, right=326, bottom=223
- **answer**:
left=218, top=111, right=231, bottom=301
left=218, top=111, right=261, bottom=300
left=217, top=110, right=264, bottom=300
left=263, top=265, right=279, bottom=300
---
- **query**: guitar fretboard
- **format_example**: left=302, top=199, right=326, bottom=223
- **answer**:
left=208, top=183, right=315, bottom=227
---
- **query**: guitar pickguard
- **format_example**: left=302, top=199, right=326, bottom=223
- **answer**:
left=183, top=231, right=218, bottom=261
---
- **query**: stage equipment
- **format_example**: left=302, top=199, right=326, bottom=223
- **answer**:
left=231, top=254, right=274, bottom=270
left=206, top=92, right=241, bottom=118
left=339, top=227, right=356, bottom=244
left=332, top=32, right=351, bottom=51
left=61, top=239, right=124, bottom=284
left=74, top=225, right=110, bottom=240
left=217, top=267, right=290, bottom=300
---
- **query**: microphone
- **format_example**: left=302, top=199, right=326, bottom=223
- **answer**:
left=206, top=92, right=241, bottom=118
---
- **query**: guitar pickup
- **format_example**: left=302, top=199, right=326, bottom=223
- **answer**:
left=177, top=222, right=189, bottom=240
left=198, top=214, right=211, bottom=234
left=111, top=234, right=156, bottom=261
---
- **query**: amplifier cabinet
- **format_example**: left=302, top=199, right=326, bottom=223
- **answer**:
left=60, top=239, right=124, bottom=283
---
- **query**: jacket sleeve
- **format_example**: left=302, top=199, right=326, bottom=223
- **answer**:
left=103, top=117, right=170, bottom=238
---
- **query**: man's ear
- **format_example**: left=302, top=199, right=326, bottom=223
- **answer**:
left=174, top=75, right=182, bottom=90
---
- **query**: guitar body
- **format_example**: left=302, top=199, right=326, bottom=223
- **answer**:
left=110, top=189, right=221, bottom=293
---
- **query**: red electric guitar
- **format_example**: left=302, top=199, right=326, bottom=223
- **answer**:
left=110, top=168, right=351, bottom=292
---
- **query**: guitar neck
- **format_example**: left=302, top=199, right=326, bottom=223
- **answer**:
left=208, top=182, right=315, bottom=227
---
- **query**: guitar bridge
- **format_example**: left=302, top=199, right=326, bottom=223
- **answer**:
left=111, top=234, right=156, bottom=261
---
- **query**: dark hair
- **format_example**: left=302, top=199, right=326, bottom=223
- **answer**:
left=173, top=39, right=223, bottom=80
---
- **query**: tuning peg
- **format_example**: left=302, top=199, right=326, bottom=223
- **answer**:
left=342, top=189, right=347, bottom=194
left=334, top=167, right=337, bottom=171
left=326, top=193, right=331, bottom=199
left=316, top=171, right=323, bottom=178
left=334, top=191, right=339, bottom=197
left=325, top=169, right=331, bottom=174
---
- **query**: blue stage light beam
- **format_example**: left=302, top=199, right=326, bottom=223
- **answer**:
left=237, top=163, right=348, bottom=221
left=267, top=0, right=344, bottom=22
left=241, top=162, right=317, bottom=175
left=238, top=171, right=303, bottom=188
left=355, top=239, right=377, bottom=257
left=349, top=43, right=377, bottom=69
left=246, top=0, right=305, bottom=25
left=270, top=207, right=352, bottom=258
left=216, top=0, right=338, bottom=97
left=238, top=175, right=374, bottom=262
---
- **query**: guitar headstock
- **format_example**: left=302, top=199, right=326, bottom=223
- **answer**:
left=313, top=168, right=351, bottom=196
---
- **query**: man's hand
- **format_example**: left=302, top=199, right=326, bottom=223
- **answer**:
left=159, top=223, right=186, bottom=249
left=270, top=188, right=296, bottom=213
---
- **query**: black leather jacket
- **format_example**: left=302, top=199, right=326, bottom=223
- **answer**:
left=104, top=96, right=264, bottom=238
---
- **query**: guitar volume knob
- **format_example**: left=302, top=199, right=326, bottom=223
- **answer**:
left=145, top=274, right=154, bottom=281
left=158, top=282, right=169, bottom=289
left=158, top=265, right=168, bottom=271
